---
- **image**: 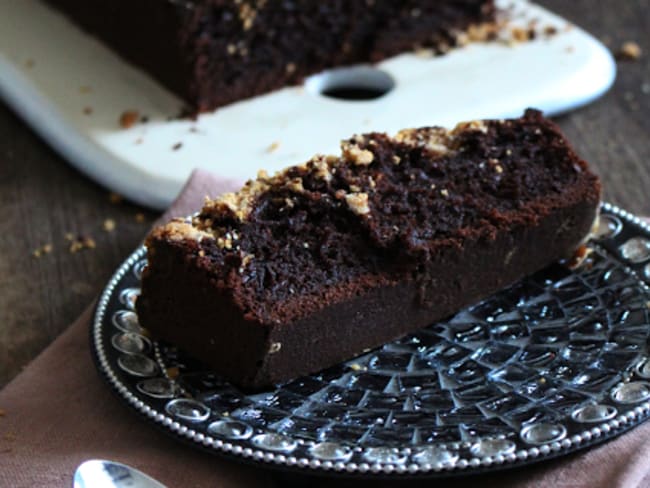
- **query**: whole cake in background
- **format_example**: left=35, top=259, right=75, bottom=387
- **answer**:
left=136, top=109, right=601, bottom=389
left=44, top=0, right=496, bottom=112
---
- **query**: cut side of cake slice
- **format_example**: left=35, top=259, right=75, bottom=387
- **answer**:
left=137, top=109, right=601, bottom=389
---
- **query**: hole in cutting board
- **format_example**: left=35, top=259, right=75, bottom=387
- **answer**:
left=305, top=66, right=395, bottom=101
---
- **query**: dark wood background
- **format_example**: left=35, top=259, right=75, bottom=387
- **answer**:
left=0, top=0, right=648, bottom=389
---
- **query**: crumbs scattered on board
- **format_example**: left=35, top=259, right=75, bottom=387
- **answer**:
left=32, top=244, right=53, bottom=258
left=66, top=234, right=96, bottom=253
left=103, top=219, right=116, bottom=232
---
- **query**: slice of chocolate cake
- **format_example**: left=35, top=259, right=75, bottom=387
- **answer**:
left=137, top=109, right=601, bottom=389
left=44, top=0, right=496, bottom=112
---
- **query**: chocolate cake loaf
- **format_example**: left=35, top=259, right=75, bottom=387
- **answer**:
left=44, top=0, right=496, bottom=112
left=137, top=110, right=601, bottom=389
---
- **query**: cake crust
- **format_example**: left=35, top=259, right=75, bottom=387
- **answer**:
left=137, top=110, right=601, bottom=389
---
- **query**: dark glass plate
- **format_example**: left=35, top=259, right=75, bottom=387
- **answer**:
left=91, top=203, right=650, bottom=477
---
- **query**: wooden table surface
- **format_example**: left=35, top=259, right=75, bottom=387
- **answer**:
left=0, top=0, right=648, bottom=389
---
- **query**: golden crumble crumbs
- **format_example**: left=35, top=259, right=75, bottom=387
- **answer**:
left=32, top=244, right=53, bottom=258
left=341, top=141, right=374, bottom=166
left=68, top=236, right=96, bottom=253
left=103, top=219, right=116, bottom=232
left=345, top=192, right=370, bottom=215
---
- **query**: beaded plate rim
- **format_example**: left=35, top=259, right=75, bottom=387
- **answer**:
left=91, top=202, right=650, bottom=477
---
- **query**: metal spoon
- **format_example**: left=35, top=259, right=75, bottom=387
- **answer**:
left=74, top=459, right=166, bottom=488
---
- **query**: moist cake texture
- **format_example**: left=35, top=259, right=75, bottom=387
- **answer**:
left=137, top=109, right=601, bottom=389
left=44, top=0, right=496, bottom=112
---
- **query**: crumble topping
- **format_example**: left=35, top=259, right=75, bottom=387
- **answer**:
left=310, top=156, right=334, bottom=182
left=285, top=177, right=305, bottom=193
left=341, top=141, right=374, bottom=166
left=154, top=221, right=214, bottom=243
left=154, top=119, right=495, bottom=243
left=395, top=127, right=453, bottom=155
left=395, top=120, right=487, bottom=155
left=204, top=178, right=271, bottom=222
left=345, top=192, right=370, bottom=216
left=453, top=120, right=488, bottom=134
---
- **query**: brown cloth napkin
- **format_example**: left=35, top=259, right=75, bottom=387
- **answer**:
left=1, top=169, right=649, bottom=488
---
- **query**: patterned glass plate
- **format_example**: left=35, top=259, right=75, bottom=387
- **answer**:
left=91, top=203, right=650, bottom=477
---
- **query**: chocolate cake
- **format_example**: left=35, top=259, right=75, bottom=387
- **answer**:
left=137, top=109, right=601, bottom=389
left=44, top=0, right=496, bottom=112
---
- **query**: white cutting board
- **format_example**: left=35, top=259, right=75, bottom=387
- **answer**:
left=0, top=0, right=616, bottom=210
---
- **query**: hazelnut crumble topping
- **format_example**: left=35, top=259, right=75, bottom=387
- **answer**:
left=341, top=141, right=375, bottom=166
left=345, top=192, right=370, bottom=215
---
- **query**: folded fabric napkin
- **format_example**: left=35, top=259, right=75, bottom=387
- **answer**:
left=1, top=169, right=649, bottom=488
